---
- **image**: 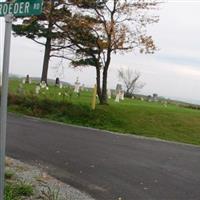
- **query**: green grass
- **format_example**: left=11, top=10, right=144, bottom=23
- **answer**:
left=7, top=79, right=200, bottom=146
left=5, top=170, right=14, bottom=180
left=5, top=182, right=33, bottom=200
left=5, top=167, right=33, bottom=200
left=5, top=176, right=33, bottom=200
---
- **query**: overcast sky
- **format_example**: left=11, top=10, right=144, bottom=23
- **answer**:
left=0, top=0, right=200, bottom=103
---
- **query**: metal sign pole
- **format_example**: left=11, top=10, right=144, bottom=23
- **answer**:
left=0, top=14, right=12, bottom=199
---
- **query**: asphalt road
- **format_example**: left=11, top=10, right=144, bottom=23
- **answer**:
left=6, top=114, right=200, bottom=200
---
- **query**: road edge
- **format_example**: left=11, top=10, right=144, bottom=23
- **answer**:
left=8, top=112, right=200, bottom=149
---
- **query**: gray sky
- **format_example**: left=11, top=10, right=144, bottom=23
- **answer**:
left=1, top=0, right=200, bottom=103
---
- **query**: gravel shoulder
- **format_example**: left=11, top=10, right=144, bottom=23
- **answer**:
left=5, top=157, right=95, bottom=200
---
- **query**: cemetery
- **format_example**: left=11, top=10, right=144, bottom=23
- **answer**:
left=7, top=77, right=200, bottom=146
left=1, top=0, right=200, bottom=199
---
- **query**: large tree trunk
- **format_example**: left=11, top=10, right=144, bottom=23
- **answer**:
left=41, top=1, right=54, bottom=84
left=101, top=67, right=108, bottom=104
left=100, top=50, right=111, bottom=105
left=96, top=67, right=102, bottom=103
left=41, top=37, right=51, bottom=84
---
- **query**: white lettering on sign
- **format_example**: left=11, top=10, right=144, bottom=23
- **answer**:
left=0, top=4, right=2, bottom=14
left=24, top=2, right=30, bottom=13
left=19, top=2, right=24, bottom=14
left=8, top=3, right=13, bottom=14
left=3, top=4, right=8, bottom=15
left=33, top=3, right=40, bottom=10
left=0, top=2, right=31, bottom=16
left=13, top=3, right=19, bottom=14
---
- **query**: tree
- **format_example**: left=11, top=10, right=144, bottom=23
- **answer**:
left=118, top=68, right=145, bottom=97
left=56, top=0, right=159, bottom=104
left=12, top=0, right=72, bottom=83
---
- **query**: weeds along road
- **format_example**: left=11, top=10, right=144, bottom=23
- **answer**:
left=6, top=113, right=200, bottom=200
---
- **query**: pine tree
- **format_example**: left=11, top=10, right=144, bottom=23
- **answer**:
left=13, top=0, right=71, bottom=83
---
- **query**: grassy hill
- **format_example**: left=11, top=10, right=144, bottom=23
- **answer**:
left=7, top=79, right=200, bottom=146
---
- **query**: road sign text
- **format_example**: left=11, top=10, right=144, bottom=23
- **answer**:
left=0, top=0, right=43, bottom=17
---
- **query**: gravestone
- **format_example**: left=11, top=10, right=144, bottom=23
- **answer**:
left=22, top=79, right=26, bottom=84
left=25, top=74, right=30, bottom=84
left=115, top=84, right=123, bottom=102
left=35, top=86, right=40, bottom=94
left=107, top=89, right=111, bottom=99
left=116, top=84, right=122, bottom=94
left=74, top=77, right=80, bottom=94
left=55, top=77, right=60, bottom=86
left=120, top=91, right=124, bottom=100
left=153, top=93, right=158, bottom=102
left=115, top=93, right=120, bottom=102
left=147, top=95, right=152, bottom=102
left=40, top=81, right=46, bottom=88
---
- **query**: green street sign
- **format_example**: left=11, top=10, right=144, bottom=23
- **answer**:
left=0, top=0, right=43, bottom=17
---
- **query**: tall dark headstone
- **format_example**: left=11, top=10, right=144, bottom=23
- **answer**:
left=25, top=74, right=30, bottom=84
left=55, top=77, right=60, bottom=86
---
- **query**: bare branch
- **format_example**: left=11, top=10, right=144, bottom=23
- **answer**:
left=30, top=38, right=45, bottom=46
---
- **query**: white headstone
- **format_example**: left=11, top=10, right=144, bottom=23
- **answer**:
left=40, top=81, right=46, bottom=88
left=74, top=77, right=80, bottom=93
left=35, top=86, right=40, bottom=94
left=107, top=89, right=111, bottom=99
left=116, top=84, right=122, bottom=94
left=115, top=93, right=120, bottom=102
left=22, top=79, right=26, bottom=84
left=120, top=91, right=124, bottom=100
left=153, top=93, right=158, bottom=102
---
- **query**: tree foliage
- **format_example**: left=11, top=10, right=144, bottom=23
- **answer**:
left=55, top=0, right=160, bottom=104
left=12, top=0, right=72, bottom=83
left=13, top=0, right=160, bottom=104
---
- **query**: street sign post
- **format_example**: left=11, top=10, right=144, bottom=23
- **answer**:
left=0, top=14, right=12, bottom=200
left=0, top=1, right=43, bottom=199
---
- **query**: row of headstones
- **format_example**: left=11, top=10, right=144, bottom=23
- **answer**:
left=21, top=75, right=86, bottom=95
left=21, top=75, right=123, bottom=97
left=137, top=94, right=159, bottom=102
left=20, top=76, right=161, bottom=104
left=136, top=95, right=168, bottom=107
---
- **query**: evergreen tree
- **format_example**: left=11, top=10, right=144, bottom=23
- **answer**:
left=13, top=0, right=71, bottom=83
